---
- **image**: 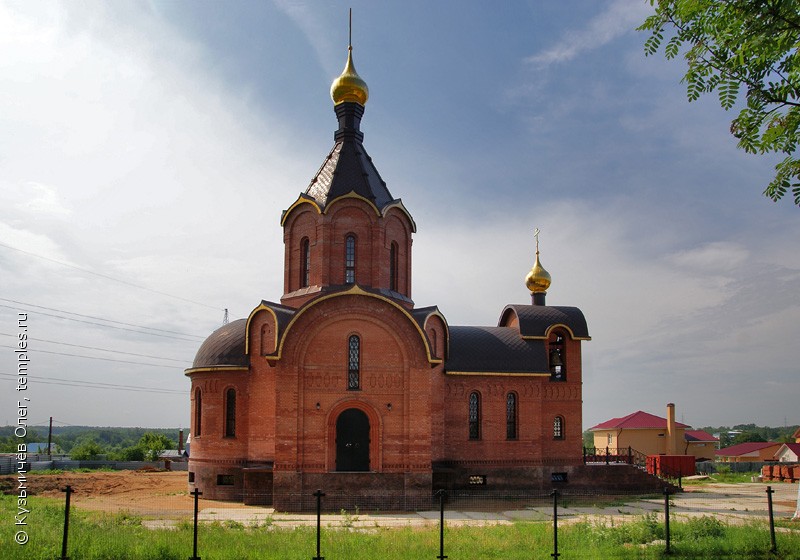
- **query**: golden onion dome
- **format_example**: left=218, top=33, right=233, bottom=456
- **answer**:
left=525, top=229, right=551, bottom=294
left=330, top=46, right=369, bottom=106
left=525, top=251, right=551, bottom=294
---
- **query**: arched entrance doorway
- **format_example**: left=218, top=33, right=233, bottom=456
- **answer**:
left=335, top=408, right=370, bottom=471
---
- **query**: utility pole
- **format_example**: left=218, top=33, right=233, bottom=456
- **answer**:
left=48, top=416, right=53, bottom=459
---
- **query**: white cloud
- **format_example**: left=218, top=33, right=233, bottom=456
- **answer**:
left=14, top=183, right=72, bottom=217
left=525, top=0, right=652, bottom=68
left=271, top=0, right=340, bottom=75
left=0, top=3, right=306, bottom=426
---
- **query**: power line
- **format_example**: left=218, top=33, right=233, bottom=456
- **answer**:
left=0, top=372, right=185, bottom=394
left=0, top=241, right=221, bottom=311
left=0, top=332, right=188, bottom=363
left=0, top=304, right=202, bottom=342
left=0, top=344, right=183, bottom=369
left=0, top=297, right=205, bottom=339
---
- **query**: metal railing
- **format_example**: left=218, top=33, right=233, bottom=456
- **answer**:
left=583, top=446, right=683, bottom=488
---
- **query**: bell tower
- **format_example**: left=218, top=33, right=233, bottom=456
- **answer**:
left=280, top=40, right=416, bottom=309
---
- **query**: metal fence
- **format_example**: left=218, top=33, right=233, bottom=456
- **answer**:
left=0, top=455, right=188, bottom=474
left=2, top=468, right=797, bottom=559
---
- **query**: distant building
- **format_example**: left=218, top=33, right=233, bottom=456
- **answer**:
left=774, top=443, right=800, bottom=463
left=589, top=404, right=718, bottom=461
left=185, top=43, right=591, bottom=508
left=715, top=442, right=782, bottom=463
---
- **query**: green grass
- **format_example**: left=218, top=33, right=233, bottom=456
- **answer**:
left=3, top=495, right=799, bottom=559
left=683, top=471, right=760, bottom=484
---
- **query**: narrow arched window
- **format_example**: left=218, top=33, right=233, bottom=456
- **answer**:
left=506, top=392, right=518, bottom=440
left=300, top=238, right=310, bottom=288
left=468, top=392, right=481, bottom=440
left=194, top=388, right=202, bottom=437
left=348, top=335, right=360, bottom=390
left=224, top=388, right=236, bottom=438
left=345, top=234, right=356, bottom=284
left=553, top=416, right=564, bottom=440
left=390, top=241, right=399, bottom=292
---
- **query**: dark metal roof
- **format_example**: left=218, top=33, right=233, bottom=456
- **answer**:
left=306, top=141, right=395, bottom=211
left=259, top=300, right=296, bottom=333
left=192, top=318, right=248, bottom=368
left=411, top=305, right=442, bottom=328
left=304, top=101, right=399, bottom=212
left=500, top=305, right=590, bottom=339
left=445, top=326, right=548, bottom=374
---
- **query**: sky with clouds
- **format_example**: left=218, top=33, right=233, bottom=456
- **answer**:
left=1, top=1, right=798, bottom=433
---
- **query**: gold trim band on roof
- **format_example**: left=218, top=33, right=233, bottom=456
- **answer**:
left=184, top=366, right=249, bottom=376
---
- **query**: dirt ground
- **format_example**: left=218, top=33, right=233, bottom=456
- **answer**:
left=2, top=470, right=211, bottom=518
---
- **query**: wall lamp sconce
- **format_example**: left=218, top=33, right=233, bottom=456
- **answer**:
left=315, top=402, right=321, bottom=410
left=386, top=403, right=392, bottom=411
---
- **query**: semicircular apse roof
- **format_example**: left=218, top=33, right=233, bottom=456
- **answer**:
left=192, top=318, right=248, bottom=368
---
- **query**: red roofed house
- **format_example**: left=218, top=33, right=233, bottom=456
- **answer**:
left=683, top=430, right=719, bottom=462
left=774, top=443, right=800, bottom=463
left=715, top=442, right=783, bottom=463
left=590, top=404, right=717, bottom=461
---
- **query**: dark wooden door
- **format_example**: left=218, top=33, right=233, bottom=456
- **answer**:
left=335, top=408, right=370, bottom=471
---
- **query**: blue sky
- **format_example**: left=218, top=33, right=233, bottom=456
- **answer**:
left=1, top=1, right=798, bottom=432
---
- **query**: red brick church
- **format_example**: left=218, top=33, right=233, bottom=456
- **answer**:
left=186, top=44, right=590, bottom=509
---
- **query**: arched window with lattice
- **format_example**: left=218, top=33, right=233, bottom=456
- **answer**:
left=348, top=334, right=360, bottom=390
left=506, top=392, right=518, bottom=440
left=345, top=234, right=356, bottom=284
left=469, top=392, right=481, bottom=440
left=553, top=415, right=565, bottom=440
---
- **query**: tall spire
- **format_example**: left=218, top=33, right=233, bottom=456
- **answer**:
left=302, top=11, right=394, bottom=210
left=525, top=228, right=551, bottom=305
left=330, top=10, right=369, bottom=106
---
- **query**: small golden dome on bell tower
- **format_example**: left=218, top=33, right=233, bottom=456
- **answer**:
left=525, top=228, right=551, bottom=295
left=330, top=46, right=369, bottom=106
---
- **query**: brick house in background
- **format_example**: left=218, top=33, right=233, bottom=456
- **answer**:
left=185, top=45, right=591, bottom=509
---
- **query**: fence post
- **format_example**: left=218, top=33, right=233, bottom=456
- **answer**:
left=605, top=447, right=610, bottom=464
left=551, top=489, right=560, bottom=559
left=628, top=446, right=632, bottom=465
left=189, top=488, right=202, bottom=560
left=436, top=489, right=448, bottom=560
left=60, top=485, right=72, bottom=560
left=663, top=487, right=671, bottom=555
left=313, top=490, right=325, bottom=560
left=766, top=486, right=777, bottom=554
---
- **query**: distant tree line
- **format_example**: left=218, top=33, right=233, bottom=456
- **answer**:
left=0, top=426, right=182, bottom=461
left=699, top=424, right=799, bottom=449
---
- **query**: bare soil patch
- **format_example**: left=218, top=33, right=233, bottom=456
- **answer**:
left=1, top=470, right=241, bottom=518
